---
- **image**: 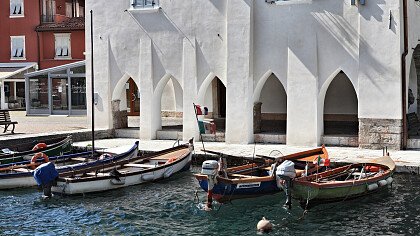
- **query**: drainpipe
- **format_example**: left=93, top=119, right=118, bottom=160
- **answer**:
left=401, top=0, right=408, bottom=149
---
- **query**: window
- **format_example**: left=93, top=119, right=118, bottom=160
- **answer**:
left=10, top=36, right=25, bottom=60
left=55, top=33, right=71, bottom=59
left=131, top=0, right=158, bottom=8
left=10, top=0, right=24, bottom=17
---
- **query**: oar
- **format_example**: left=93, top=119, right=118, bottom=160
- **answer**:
left=200, top=149, right=268, bottom=163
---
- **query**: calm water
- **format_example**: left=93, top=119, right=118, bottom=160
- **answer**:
left=1, top=170, right=419, bottom=236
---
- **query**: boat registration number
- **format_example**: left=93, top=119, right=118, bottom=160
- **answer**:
left=237, top=182, right=261, bottom=189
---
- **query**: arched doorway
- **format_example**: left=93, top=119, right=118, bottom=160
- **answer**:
left=156, top=76, right=183, bottom=139
left=254, top=73, right=287, bottom=135
left=323, top=71, right=358, bottom=139
left=203, top=77, right=226, bottom=131
left=407, top=45, right=420, bottom=138
left=126, top=78, right=140, bottom=116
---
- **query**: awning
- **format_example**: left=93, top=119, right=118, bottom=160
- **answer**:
left=0, top=63, right=37, bottom=80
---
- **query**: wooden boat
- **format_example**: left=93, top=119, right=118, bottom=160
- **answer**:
left=0, top=136, right=72, bottom=165
left=50, top=140, right=194, bottom=195
left=289, top=155, right=395, bottom=207
left=194, top=145, right=329, bottom=204
left=0, top=141, right=139, bottom=189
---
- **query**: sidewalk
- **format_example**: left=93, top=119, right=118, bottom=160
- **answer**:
left=73, top=138, right=420, bottom=174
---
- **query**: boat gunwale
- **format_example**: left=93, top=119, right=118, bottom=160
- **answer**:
left=293, top=163, right=394, bottom=189
left=57, top=144, right=192, bottom=183
left=0, top=136, right=72, bottom=160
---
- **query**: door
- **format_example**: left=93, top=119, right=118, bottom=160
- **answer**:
left=51, top=77, right=68, bottom=114
left=125, top=78, right=140, bottom=116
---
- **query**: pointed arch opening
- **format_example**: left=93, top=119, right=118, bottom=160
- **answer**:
left=111, top=74, right=140, bottom=129
left=323, top=71, right=358, bottom=137
left=156, top=76, right=183, bottom=139
left=202, top=76, right=226, bottom=132
left=254, top=73, right=287, bottom=137
left=407, top=45, right=420, bottom=138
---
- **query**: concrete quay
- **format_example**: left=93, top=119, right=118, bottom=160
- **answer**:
left=72, top=138, right=420, bottom=175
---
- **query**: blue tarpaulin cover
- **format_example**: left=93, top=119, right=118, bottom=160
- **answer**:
left=33, top=162, right=58, bottom=186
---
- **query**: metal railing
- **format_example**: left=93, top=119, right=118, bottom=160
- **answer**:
left=131, top=0, right=159, bottom=9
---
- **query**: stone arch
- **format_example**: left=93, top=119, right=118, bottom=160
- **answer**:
left=196, top=73, right=226, bottom=132
left=322, top=70, right=359, bottom=136
left=253, top=72, right=287, bottom=134
left=111, top=72, right=139, bottom=103
left=153, top=73, right=184, bottom=132
left=253, top=70, right=287, bottom=103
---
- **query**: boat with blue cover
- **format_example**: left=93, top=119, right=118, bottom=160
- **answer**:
left=0, top=141, right=139, bottom=189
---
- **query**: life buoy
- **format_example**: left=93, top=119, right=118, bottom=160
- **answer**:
left=165, top=157, right=177, bottom=164
left=30, top=152, right=49, bottom=169
left=32, top=143, right=47, bottom=151
left=365, top=165, right=380, bottom=172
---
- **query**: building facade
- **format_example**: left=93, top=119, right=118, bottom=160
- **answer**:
left=0, top=0, right=86, bottom=115
left=87, top=0, right=420, bottom=149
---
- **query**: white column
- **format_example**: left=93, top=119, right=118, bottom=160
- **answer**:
left=0, top=80, right=5, bottom=110
left=182, top=37, right=199, bottom=141
left=224, top=0, right=254, bottom=144
left=286, top=28, right=319, bottom=146
left=139, top=38, right=156, bottom=140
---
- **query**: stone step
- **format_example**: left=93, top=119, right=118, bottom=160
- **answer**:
left=254, top=133, right=286, bottom=144
left=322, top=135, right=358, bottom=147
left=115, top=128, right=140, bottom=139
left=156, top=130, right=183, bottom=140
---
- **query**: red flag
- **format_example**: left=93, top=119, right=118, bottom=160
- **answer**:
left=195, top=104, right=203, bottom=115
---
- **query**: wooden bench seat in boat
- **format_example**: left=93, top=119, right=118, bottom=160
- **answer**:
left=12, top=168, right=31, bottom=172
left=71, top=157, right=88, bottom=162
left=124, top=163, right=156, bottom=168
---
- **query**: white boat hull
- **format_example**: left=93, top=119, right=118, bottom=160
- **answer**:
left=52, top=152, right=192, bottom=195
left=0, top=176, right=36, bottom=189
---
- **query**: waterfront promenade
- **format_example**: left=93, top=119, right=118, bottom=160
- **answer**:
left=73, top=138, right=420, bottom=174
left=1, top=111, right=419, bottom=174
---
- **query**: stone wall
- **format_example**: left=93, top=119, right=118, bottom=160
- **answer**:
left=359, top=118, right=402, bottom=150
left=111, top=100, right=128, bottom=129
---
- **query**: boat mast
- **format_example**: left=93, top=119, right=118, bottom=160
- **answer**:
left=90, top=10, right=95, bottom=156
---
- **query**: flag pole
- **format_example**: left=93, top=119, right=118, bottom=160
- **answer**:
left=193, top=103, right=206, bottom=155
left=90, top=10, right=95, bottom=157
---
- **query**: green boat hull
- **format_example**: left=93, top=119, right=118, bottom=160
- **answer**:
left=0, top=137, right=72, bottom=165
left=292, top=176, right=393, bottom=204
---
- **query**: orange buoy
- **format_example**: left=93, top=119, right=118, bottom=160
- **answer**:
left=32, top=143, right=47, bottom=151
left=365, top=165, right=380, bottom=172
left=30, top=152, right=49, bottom=169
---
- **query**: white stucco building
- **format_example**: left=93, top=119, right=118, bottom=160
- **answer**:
left=86, top=0, right=420, bottom=149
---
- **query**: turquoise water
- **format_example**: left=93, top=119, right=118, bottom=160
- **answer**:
left=0, top=171, right=419, bottom=235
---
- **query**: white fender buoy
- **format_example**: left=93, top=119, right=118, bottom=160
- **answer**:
left=386, top=176, right=393, bottom=185
left=257, top=217, right=273, bottom=233
left=367, top=183, right=379, bottom=191
left=378, top=179, right=388, bottom=187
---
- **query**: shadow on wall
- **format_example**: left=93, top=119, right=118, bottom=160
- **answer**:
left=310, top=8, right=392, bottom=93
